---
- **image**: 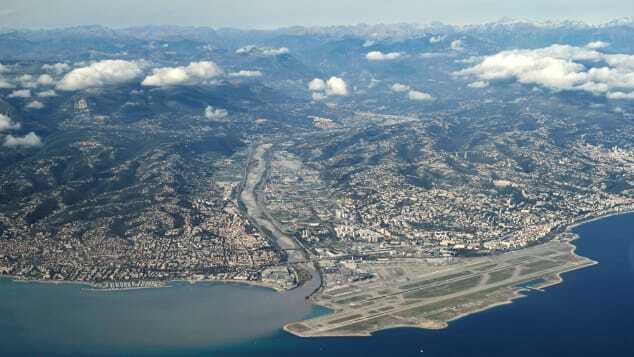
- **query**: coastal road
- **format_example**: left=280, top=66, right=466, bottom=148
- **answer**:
left=239, top=143, right=321, bottom=295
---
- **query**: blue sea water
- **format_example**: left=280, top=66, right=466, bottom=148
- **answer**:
left=2, top=213, right=634, bottom=356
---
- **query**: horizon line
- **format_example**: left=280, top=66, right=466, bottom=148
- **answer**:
left=2, top=16, right=634, bottom=33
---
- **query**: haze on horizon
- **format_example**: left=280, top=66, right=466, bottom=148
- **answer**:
left=1, top=0, right=633, bottom=29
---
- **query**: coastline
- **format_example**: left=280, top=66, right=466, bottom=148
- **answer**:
left=444, top=239, right=599, bottom=326
left=565, top=207, right=634, bottom=231
left=425, top=207, right=630, bottom=333
left=283, top=239, right=597, bottom=338
left=285, top=209, right=629, bottom=338
left=3, top=208, right=630, bottom=338
left=397, top=209, right=628, bottom=330
left=0, top=274, right=291, bottom=294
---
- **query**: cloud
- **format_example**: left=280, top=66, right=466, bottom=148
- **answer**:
left=325, top=77, right=348, bottom=96
left=308, top=77, right=348, bottom=97
left=456, top=44, right=634, bottom=100
left=429, top=36, right=443, bottom=44
left=36, top=74, right=55, bottom=86
left=468, top=81, right=489, bottom=88
left=391, top=83, right=410, bottom=92
left=308, top=78, right=326, bottom=91
left=204, top=105, right=228, bottom=120
left=142, top=61, right=222, bottom=87
left=228, top=70, right=263, bottom=77
left=0, top=77, right=13, bottom=88
left=0, top=114, right=20, bottom=132
left=408, top=90, right=434, bottom=101
left=362, top=40, right=375, bottom=48
left=311, top=92, right=327, bottom=101
left=420, top=52, right=449, bottom=59
left=368, top=78, right=381, bottom=89
left=607, top=91, right=634, bottom=100
left=26, top=100, right=44, bottom=110
left=18, top=74, right=36, bottom=88
left=235, top=45, right=289, bottom=56
left=262, top=47, right=289, bottom=56
left=235, top=46, right=254, bottom=55
left=366, top=51, right=402, bottom=61
left=37, top=90, right=57, bottom=97
left=57, top=60, right=145, bottom=91
left=8, top=89, right=31, bottom=98
left=586, top=41, right=610, bottom=49
left=4, top=132, right=42, bottom=148
left=0, top=63, right=9, bottom=72
left=42, top=63, right=71, bottom=75
left=450, top=40, right=464, bottom=51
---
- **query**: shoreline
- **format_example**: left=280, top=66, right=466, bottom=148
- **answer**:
left=3, top=208, right=630, bottom=337
left=285, top=209, right=628, bottom=338
left=444, top=239, right=599, bottom=326
left=425, top=208, right=627, bottom=329
left=565, top=207, right=634, bottom=231
left=284, top=240, right=598, bottom=338
left=0, top=274, right=291, bottom=294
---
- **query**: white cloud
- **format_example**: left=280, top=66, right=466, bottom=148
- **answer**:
left=391, top=83, right=410, bottom=92
left=362, top=40, right=375, bottom=48
left=450, top=40, right=464, bottom=51
left=457, top=44, right=634, bottom=99
left=468, top=81, right=489, bottom=88
left=18, top=74, right=36, bottom=88
left=0, top=114, right=20, bottom=132
left=408, top=90, right=434, bottom=101
left=0, top=63, right=8, bottom=72
left=235, top=45, right=289, bottom=56
left=0, top=77, right=13, bottom=88
left=607, top=91, right=634, bottom=100
left=57, top=60, right=145, bottom=91
left=4, top=132, right=42, bottom=148
left=420, top=52, right=449, bottom=59
left=429, top=36, right=443, bottom=44
left=308, top=77, right=348, bottom=98
left=8, top=89, right=31, bottom=98
left=458, top=56, right=484, bottom=65
left=235, top=45, right=254, bottom=54
left=603, top=54, right=634, bottom=70
left=366, top=51, right=402, bottom=61
left=586, top=41, right=610, bottom=49
left=228, top=70, right=263, bottom=77
left=142, top=61, right=222, bottom=87
left=308, top=78, right=326, bottom=92
left=37, top=90, right=57, bottom=97
left=26, top=100, right=44, bottom=110
left=204, top=105, right=228, bottom=120
left=262, top=47, right=289, bottom=56
left=36, top=74, right=55, bottom=86
left=325, top=77, right=348, bottom=96
left=42, top=62, right=71, bottom=75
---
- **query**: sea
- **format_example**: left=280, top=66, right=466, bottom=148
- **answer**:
left=2, top=213, right=634, bottom=356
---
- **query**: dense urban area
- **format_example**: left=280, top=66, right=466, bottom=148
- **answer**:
left=1, top=20, right=634, bottom=329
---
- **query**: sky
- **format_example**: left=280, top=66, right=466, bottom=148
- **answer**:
left=1, top=0, right=633, bottom=29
